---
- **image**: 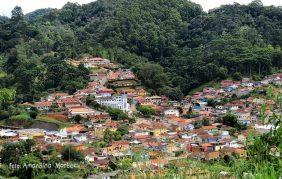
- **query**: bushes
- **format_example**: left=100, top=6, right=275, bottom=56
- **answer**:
left=10, top=113, right=30, bottom=120
left=107, top=108, right=128, bottom=120
left=232, top=72, right=242, bottom=81
left=202, top=117, right=210, bottom=126
left=0, top=88, right=16, bottom=109
left=222, top=113, right=246, bottom=131
left=185, top=112, right=199, bottom=119
left=29, top=110, right=38, bottom=119
left=0, top=139, right=36, bottom=165
left=72, top=115, right=84, bottom=123
left=61, top=146, right=84, bottom=162
left=103, top=128, right=122, bottom=145
left=192, top=121, right=203, bottom=129
left=175, top=151, right=184, bottom=157
left=0, top=165, right=11, bottom=177
left=0, top=110, right=9, bottom=120
left=117, top=124, right=129, bottom=136
left=139, top=105, right=155, bottom=117
left=6, top=112, right=33, bottom=127
left=18, top=153, right=42, bottom=178
left=207, top=99, right=224, bottom=107
left=0, top=139, right=88, bottom=178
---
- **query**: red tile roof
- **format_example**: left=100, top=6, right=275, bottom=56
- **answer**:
left=202, top=126, right=217, bottom=130
left=66, top=124, right=86, bottom=133
left=34, top=101, right=52, bottom=107
left=59, top=98, right=81, bottom=104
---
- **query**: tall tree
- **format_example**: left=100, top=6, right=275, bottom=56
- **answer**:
left=11, top=6, right=24, bottom=22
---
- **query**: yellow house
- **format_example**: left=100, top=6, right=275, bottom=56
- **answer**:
left=136, top=88, right=148, bottom=97
left=104, top=121, right=120, bottom=132
left=235, top=148, right=247, bottom=158
left=151, top=122, right=167, bottom=137
left=92, top=126, right=106, bottom=138
left=167, top=142, right=181, bottom=153
left=18, top=129, right=45, bottom=139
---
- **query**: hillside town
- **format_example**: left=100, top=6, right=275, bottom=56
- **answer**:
left=0, top=56, right=281, bottom=177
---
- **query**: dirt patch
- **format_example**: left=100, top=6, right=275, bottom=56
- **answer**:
left=31, top=120, right=59, bottom=131
left=47, top=113, right=68, bottom=122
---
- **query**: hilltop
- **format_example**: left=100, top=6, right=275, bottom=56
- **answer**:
left=0, top=0, right=281, bottom=101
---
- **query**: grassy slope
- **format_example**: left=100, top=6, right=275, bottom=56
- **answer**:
left=36, top=115, right=70, bottom=128
left=188, top=81, right=221, bottom=95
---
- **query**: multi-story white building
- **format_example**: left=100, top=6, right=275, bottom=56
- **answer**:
left=95, top=94, right=130, bottom=112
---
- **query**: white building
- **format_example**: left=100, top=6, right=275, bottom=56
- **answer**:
left=145, top=96, right=162, bottom=104
left=163, top=108, right=180, bottom=117
left=83, top=57, right=110, bottom=68
left=95, top=94, right=130, bottom=112
left=73, top=134, right=88, bottom=143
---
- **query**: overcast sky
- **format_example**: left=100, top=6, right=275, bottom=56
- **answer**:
left=0, top=0, right=281, bottom=17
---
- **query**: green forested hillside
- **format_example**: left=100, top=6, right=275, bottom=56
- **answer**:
left=0, top=0, right=281, bottom=101
left=25, top=8, right=54, bottom=21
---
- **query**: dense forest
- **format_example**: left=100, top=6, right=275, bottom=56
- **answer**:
left=0, top=0, right=281, bottom=101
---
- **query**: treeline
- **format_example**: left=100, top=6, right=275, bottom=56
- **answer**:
left=0, top=7, right=90, bottom=102
left=0, top=139, right=94, bottom=178
left=0, top=0, right=281, bottom=101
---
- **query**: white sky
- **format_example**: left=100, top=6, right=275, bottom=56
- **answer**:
left=0, top=0, right=281, bottom=17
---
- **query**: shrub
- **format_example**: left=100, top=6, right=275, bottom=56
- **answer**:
left=232, top=72, right=242, bottom=81
left=139, top=105, right=155, bottom=117
left=61, top=145, right=84, bottom=162
left=29, top=110, right=38, bottom=119
left=0, top=164, right=11, bottom=177
left=0, top=110, right=9, bottom=120
left=6, top=113, right=33, bottom=127
left=107, top=108, right=128, bottom=120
